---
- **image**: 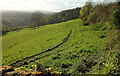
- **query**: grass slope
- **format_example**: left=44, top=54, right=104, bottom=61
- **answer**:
left=2, top=19, right=109, bottom=74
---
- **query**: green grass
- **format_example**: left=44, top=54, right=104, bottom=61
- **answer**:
left=2, top=19, right=109, bottom=74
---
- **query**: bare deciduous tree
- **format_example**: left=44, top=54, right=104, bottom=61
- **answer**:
left=31, top=11, right=44, bottom=28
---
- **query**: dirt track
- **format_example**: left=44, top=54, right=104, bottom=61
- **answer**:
left=10, top=30, right=72, bottom=67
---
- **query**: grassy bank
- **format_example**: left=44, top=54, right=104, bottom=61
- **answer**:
left=3, top=19, right=112, bottom=74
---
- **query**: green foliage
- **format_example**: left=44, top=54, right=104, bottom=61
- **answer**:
left=80, top=1, right=119, bottom=25
left=87, top=29, right=120, bottom=74
left=2, top=25, right=10, bottom=35
left=109, top=8, right=120, bottom=29
left=42, top=7, right=81, bottom=25
left=28, top=24, right=36, bottom=29
left=88, top=12, right=98, bottom=23
left=80, top=2, right=93, bottom=16
left=2, top=25, right=8, bottom=32
left=89, top=50, right=120, bottom=74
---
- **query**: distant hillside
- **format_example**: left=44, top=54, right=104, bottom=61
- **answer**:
left=1, top=10, right=55, bottom=28
left=1, top=8, right=81, bottom=35
left=2, top=7, right=81, bottom=28
left=40, top=7, right=81, bottom=25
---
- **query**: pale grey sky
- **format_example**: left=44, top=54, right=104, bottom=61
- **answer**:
left=0, top=0, right=118, bottom=12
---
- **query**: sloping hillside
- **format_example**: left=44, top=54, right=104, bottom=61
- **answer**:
left=2, top=10, right=54, bottom=28
left=2, top=1, right=120, bottom=75
left=3, top=19, right=116, bottom=74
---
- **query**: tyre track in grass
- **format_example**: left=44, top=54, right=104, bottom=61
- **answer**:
left=10, top=30, right=72, bottom=67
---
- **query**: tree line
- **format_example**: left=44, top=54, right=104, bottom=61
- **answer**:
left=29, top=7, right=81, bottom=28
left=79, top=0, right=120, bottom=29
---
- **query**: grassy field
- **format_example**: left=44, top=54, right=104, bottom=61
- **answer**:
left=2, top=19, right=110, bottom=74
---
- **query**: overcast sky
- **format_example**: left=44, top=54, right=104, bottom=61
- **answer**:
left=0, top=0, right=117, bottom=12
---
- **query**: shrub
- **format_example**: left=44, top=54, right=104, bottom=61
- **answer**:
left=106, top=29, right=119, bottom=50
left=88, top=12, right=99, bottom=23
left=80, top=2, right=93, bottom=16
left=2, top=25, right=10, bottom=35
left=109, top=8, right=120, bottom=29
left=28, top=24, right=36, bottom=28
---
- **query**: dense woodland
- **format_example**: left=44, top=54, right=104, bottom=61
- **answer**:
left=40, top=7, right=81, bottom=25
